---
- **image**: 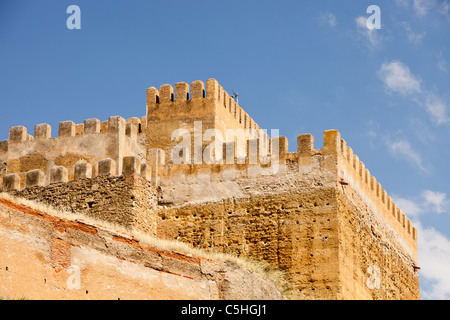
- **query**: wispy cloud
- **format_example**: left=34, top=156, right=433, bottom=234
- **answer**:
left=396, top=0, right=436, bottom=15
left=377, top=60, right=450, bottom=126
left=424, top=93, right=450, bottom=125
left=366, top=121, right=429, bottom=173
left=385, top=136, right=427, bottom=173
left=401, top=21, right=426, bottom=45
left=418, top=224, right=450, bottom=300
left=377, top=60, right=421, bottom=95
left=394, top=190, right=449, bottom=216
left=318, top=11, right=337, bottom=28
left=422, top=190, right=449, bottom=214
left=413, top=0, right=435, bottom=16
left=394, top=196, right=424, bottom=216
left=355, top=16, right=381, bottom=48
left=395, top=0, right=450, bottom=20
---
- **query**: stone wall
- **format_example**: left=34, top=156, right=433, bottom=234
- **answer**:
left=3, top=152, right=420, bottom=299
left=0, top=196, right=285, bottom=300
left=8, top=173, right=158, bottom=235
left=336, top=188, right=420, bottom=299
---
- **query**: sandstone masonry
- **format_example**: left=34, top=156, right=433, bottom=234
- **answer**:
left=0, top=79, right=420, bottom=299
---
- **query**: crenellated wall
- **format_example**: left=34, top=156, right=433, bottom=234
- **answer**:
left=0, top=78, right=420, bottom=300
left=1, top=116, right=146, bottom=190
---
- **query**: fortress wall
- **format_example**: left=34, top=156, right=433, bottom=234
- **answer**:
left=4, top=117, right=145, bottom=189
left=153, top=131, right=420, bottom=299
left=1, top=129, right=421, bottom=299
left=156, top=187, right=341, bottom=300
left=0, top=197, right=284, bottom=300
left=4, top=169, right=157, bottom=235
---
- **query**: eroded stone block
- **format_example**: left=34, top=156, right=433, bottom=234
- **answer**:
left=50, top=166, right=68, bottom=184
left=122, top=156, right=140, bottom=174
left=74, top=162, right=92, bottom=179
left=26, top=169, right=45, bottom=188
left=98, top=158, right=116, bottom=176
left=3, top=174, right=20, bottom=191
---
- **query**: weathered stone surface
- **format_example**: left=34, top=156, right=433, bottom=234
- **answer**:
left=2, top=174, right=20, bottom=191
left=98, top=158, right=116, bottom=176
left=25, top=169, right=45, bottom=188
left=0, top=196, right=284, bottom=300
left=50, top=166, right=68, bottom=184
left=122, top=156, right=140, bottom=175
left=0, top=79, right=420, bottom=300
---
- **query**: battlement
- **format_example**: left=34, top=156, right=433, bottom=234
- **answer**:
left=147, top=79, right=260, bottom=132
left=7, top=116, right=146, bottom=143
left=146, top=80, right=270, bottom=163
left=2, top=156, right=149, bottom=192
left=1, top=116, right=147, bottom=188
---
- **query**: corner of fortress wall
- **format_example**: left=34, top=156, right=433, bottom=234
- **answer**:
left=297, top=129, right=418, bottom=262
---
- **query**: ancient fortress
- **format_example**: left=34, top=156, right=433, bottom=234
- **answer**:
left=0, top=79, right=420, bottom=299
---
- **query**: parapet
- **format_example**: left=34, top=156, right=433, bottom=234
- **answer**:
left=6, top=116, right=145, bottom=143
left=146, top=79, right=261, bottom=132
left=1, top=156, right=150, bottom=192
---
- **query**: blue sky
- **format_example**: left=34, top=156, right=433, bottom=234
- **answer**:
left=1, top=0, right=449, bottom=299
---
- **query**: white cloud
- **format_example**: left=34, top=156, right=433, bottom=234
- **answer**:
left=318, top=12, right=337, bottom=28
left=377, top=61, right=450, bottom=126
left=392, top=193, right=450, bottom=299
left=393, top=191, right=449, bottom=216
left=424, top=93, right=450, bottom=125
left=422, top=190, right=449, bottom=214
left=417, top=222, right=450, bottom=300
left=394, top=197, right=424, bottom=216
left=386, top=137, right=427, bottom=173
left=355, top=16, right=380, bottom=48
left=377, top=61, right=422, bottom=95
